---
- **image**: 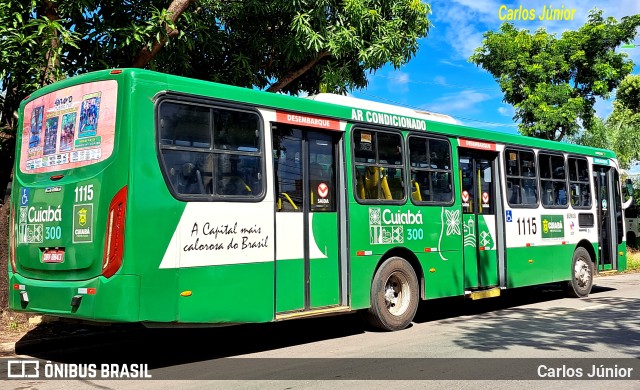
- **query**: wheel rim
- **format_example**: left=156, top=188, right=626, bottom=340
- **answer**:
left=384, top=271, right=411, bottom=316
left=574, top=257, right=591, bottom=288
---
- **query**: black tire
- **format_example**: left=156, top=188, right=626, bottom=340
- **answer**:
left=364, top=257, right=419, bottom=331
left=566, top=247, right=594, bottom=298
left=627, top=232, right=638, bottom=250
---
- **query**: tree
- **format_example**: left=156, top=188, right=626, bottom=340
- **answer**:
left=0, top=0, right=432, bottom=201
left=570, top=74, right=640, bottom=170
left=470, top=9, right=640, bottom=141
left=615, top=74, right=640, bottom=113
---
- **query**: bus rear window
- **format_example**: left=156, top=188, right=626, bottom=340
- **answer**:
left=19, top=80, right=118, bottom=174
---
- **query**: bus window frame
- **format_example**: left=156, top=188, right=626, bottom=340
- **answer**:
left=351, top=125, right=407, bottom=205
left=537, top=151, right=569, bottom=209
left=406, top=133, right=455, bottom=206
left=154, top=93, right=266, bottom=203
left=504, top=147, right=539, bottom=209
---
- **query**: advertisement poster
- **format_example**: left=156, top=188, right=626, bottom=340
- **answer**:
left=20, top=80, right=118, bottom=174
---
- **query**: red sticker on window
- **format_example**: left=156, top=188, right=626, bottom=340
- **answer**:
left=318, top=183, right=329, bottom=198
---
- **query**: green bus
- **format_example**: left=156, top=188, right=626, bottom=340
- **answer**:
left=7, top=69, right=632, bottom=331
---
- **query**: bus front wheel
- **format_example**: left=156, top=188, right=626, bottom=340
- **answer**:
left=365, top=257, right=419, bottom=331
left=566, top=247, right=594, bottom=298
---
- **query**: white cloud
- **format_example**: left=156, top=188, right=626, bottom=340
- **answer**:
left=498, top=105, right=515, bottom=117
left=440, top=60, right=465, bottom=68
left=434, top=76, right=447, bottom=85
left=387, top=71, right=410, bottom=94
left=423, top=89, right=493, bottom=114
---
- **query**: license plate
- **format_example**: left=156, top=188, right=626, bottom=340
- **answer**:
left=43, top=249, right=65, bottom=263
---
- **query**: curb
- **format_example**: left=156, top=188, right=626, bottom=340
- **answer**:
left=0, top=342, right=16, bottom=356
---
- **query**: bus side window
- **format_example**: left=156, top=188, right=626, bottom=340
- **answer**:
left=505, top=148, right=537, bottom=207
left=353, top=129, right=404, bottom=202
left=540, top=153, right=567, bottom=208
left=568, top=156, right=591, bottom=209
left=408, top=136, right=452, bottom=204
left=158, top=99, right=264, bottom=200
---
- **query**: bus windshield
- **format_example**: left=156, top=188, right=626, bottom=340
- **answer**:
left=19, top=80, right=118, bottom=174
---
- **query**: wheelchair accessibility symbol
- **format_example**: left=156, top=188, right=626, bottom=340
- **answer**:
left=505, top=210, right=513, bottom=222
left=20, top=188, right=29, bottom=206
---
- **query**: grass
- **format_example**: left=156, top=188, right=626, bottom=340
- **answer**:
left=627, top=248, right=640, bottom=273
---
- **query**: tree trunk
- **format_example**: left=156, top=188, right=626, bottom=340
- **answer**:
left=40, top=0, right=60, bottom=85
left=267, top=51, right=330, bottom=93
left=131, top=0, right=195, bottom=68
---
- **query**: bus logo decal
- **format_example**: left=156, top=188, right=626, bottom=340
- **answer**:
left=368, top=208, right=425, bottom=245
left=19, top=224, right=43, bottom=244
left=73, top=204, right=93, bottom=243
left=463, top=216, right=476, bottom=247
left=78, top=208, right=87, bottom=226
left=369, top=207, right=403, bottom=245
left=541, top=215, right=564, bottom=239
left=445, top=210, right=461, bottom=236
left=19, top=207, right=28, bottom=224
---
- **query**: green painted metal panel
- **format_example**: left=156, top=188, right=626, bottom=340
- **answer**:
left=177, top=263, right=274, bottom=323
left=477, top=215, right=499, bottom=287
left=310, top=212, right=340, bottom=307
left=422, top=251, right=464, bottom=299
left=276, top=259, right=305, bottom=312
left=10, top=272, right=140, bottom=322
left=506, top=245, right=574, bottom=288
left=618, top=242, right=627, bottom=271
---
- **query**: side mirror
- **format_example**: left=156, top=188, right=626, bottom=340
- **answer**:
left=626, top=178, right=634, bottom=195
left=624, top=178, right=634, bottom=209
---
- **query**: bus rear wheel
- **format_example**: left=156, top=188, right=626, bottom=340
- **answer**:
left=365, top=257, right=419, bottom=331
left=566, top=247, right=594, bottom=298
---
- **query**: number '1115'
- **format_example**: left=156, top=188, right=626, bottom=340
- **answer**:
left=517, top=217, right=537, bottom=235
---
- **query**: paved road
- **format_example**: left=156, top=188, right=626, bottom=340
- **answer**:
left=4, top=272, right=640, bottom=389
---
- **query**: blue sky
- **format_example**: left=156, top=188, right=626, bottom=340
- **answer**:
left=351, top=0, right=640, bottom=135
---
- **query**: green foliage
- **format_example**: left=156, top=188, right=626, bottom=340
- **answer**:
left=573, top=74, right=640, bottom=170
left=0, top=0, right=432, bottom=121
left=627, top=249, right=640, bottom=272
left=570, top=115, right=640, bottom=170
left=470, top=9, right=640, bottom=141
left=615, top=74, right=640, bottom=113
left=0, top=0, right=432, bottom=199
left=183, top=0, right=433, bottom=94
left=630, top=177, right=640, bottom=206
left=0, top=1, right=79, bottom=132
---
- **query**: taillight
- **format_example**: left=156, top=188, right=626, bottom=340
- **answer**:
left=9, top=204, right=16, bottom=273
left=102, top=186, right=127, bottom=278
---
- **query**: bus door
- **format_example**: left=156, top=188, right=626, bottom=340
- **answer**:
left=459, top=150, right=501, bottom=289
left=272, top=124, right=343, bottom=313
left=593, top=164, right=623, bottom=271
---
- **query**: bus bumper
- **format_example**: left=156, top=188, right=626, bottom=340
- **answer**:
left=8, top=272, right=141, bottom=322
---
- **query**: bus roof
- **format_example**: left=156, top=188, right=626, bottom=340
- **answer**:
left=21, top=68, right=617, bottom=160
